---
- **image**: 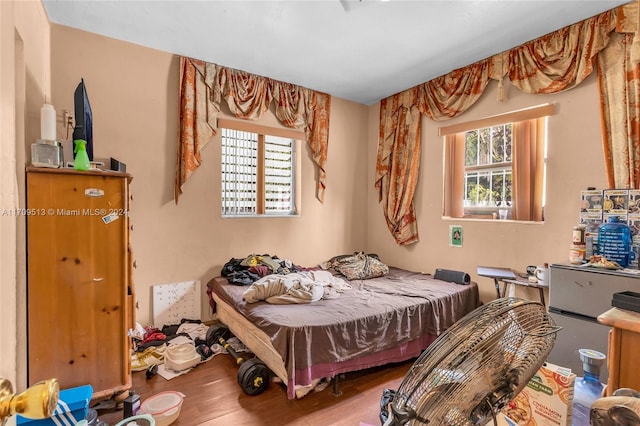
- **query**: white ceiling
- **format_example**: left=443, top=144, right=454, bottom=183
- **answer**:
left=42, top=0, right=629, bottom=105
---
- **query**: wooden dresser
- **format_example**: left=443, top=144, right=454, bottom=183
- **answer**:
left=26, top=167, right=134, bottom=400
left=597, top=307, right=640, bottom=396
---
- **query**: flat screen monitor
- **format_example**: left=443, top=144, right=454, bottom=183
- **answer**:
left=72, top=78, right=93, bottom=161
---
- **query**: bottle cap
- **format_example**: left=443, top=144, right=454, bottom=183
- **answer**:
left=579, top=348, right=606, bottom=374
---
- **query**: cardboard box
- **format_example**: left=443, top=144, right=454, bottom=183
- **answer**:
left=628, top=214, right=640, bottom=240
left=603, top=189, right=629, bottom=215
left=498, top=362, right=575, bottom=426
left=579, top=213, right=602, bottom=232
left=580, top=190, right=603, bottom=214
left=16, top=385, right=92, bottom=425
left=629, top=190, right=640, bottom=214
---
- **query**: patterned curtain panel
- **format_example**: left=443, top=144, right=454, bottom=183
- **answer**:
left=176, top=57, right=331, bottom=203
left=176, top=58, right=217, bottom=202
left=376, top=90, right=422, bottom=245
left=508, top=11, right=615, bottom=94
left=377, top=5, right=627, bottom=245
left=598, top=3, right=640, bottom=189
left=376, top=61, right=491, bottom=244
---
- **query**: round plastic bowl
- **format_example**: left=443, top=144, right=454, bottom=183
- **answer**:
left=138, top=391, right=185, bottom=426
left=165, top=344, right=200, bottom=372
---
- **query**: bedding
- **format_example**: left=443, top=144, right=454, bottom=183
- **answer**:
left=208, top=266, right=480, bottom=399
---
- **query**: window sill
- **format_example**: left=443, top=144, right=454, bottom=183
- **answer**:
left=222, top=214, right=300, bottom=219
left=442, top=216, right=544, bottom=224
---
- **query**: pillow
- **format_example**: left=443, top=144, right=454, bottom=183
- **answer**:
left=331, top=252, right=389, bottom=280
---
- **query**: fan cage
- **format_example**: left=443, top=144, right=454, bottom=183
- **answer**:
left=389, top=297, right=558, bottom=426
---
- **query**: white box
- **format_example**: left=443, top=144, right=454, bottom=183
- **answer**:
left=603, top=189, right=629, bottom=215
left=580, top=190, right=603, bottom=214
left=498, top=362, right=575, bottom=426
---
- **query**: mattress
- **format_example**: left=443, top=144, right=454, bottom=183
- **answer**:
left=209, top=266, right=480, bottom=397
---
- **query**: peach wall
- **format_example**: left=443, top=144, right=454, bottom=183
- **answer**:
left=0, top=1, right=618, bottom=392
left=50, top=25, right=370, bottom=326
left=366, top=74, right=608, bottom=305
left=0, top=0, right=50, bottom=389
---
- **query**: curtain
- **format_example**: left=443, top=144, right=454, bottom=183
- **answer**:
left=442, top=134, right=465, bottom=218
left=378, top=7, right=622, bottom=245
left=377, top=61, right=491, bottom=244
left=376, top=90, right=422, bottom=245
left=597, top=0, right=640, bottom=189
left=508, top=11, right=615, bottom=94
left=176, top=57, right=331, bottom=203
left=175, top=58, right=216, bottom=203
left=511, top=119, right=545, bottom=221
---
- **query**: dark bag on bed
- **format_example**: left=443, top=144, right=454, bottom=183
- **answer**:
left=434, top=268, right=471, bottom=285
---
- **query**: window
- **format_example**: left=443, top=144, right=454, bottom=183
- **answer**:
left=220, top=120, right=302, bottom=217
left=464, top=123, right=513, bottom=213
left=441, top=104, right=554, bottom=221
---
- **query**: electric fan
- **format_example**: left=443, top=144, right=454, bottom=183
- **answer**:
left=380, top=297, right=560, bottom=426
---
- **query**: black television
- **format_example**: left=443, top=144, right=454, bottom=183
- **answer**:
left=72, top=78, right=93, bottom=161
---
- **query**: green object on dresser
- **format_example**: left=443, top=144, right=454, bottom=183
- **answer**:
left=73, top=139, right=90, bottom=171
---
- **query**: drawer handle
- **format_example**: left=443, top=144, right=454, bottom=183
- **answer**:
left=93, top=277, right=104, bottom=282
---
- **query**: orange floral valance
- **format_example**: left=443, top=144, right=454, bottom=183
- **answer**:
left=376, top=4, right=639, bottom=245
left=176, top=57, right=331, bottom=203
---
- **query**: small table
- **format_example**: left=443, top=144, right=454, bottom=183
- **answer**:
left=501, top=277, right=547, bottom=306
left=477, top=266, right=547, bottom=306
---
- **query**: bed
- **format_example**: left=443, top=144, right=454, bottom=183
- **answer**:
left=208, top=266, right=480, bottom=399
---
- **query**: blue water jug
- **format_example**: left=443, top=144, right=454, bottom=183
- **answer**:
left=572, top=349, right=606, bottom=426
left=598, top=216, right=632, bottom=267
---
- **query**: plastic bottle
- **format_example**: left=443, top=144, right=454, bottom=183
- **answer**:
left=73, top=139, right=90, bottom=171
left=572, top=348, right=606, bottom=426
left=123, top=389, right=141, bottom=419
left=597, top=216, right=632, bottom=267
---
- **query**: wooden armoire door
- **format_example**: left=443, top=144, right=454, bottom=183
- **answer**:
left=26, top=167, right=132, bottom=399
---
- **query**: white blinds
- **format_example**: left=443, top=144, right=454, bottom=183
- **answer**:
left=264, top=135, right=294, bottom=214
left=222, top=129, right=258, bottom=215
left=221, top=129, right=295, bottom=216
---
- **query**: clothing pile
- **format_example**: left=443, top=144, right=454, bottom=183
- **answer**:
left=131, top=318, right=211, bottom=373
left=130, top=319, right=251, bottom=377
left=221, top=254, right=301, bottom=285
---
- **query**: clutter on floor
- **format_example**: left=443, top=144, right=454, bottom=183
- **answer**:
left=129, top=318, right=252, bottom=381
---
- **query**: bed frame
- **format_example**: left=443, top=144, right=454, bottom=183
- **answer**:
left=211, top=290, right=289, bottom=384
left=208, top=269, right=480, bottom=399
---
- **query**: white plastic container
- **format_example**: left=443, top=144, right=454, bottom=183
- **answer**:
left=138, top=392, right=185, bottom=426
left=31, top=140, right=63, bottom=168
left=164, top=344, right=200, bottom=372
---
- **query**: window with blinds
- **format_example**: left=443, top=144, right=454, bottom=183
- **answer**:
left=221, top=128, right=296, bottom=216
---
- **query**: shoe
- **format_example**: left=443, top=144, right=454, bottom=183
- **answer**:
left=196, top=344, right=213, bottom=361
left=131, top=344, right=167, bottom=372
left=146, top=364, right=158, bottom=379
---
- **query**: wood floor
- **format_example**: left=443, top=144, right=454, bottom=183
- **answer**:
left=96, top=355, right=413, bottom=426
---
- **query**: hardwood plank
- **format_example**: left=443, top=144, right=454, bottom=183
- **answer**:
left=96, top=354, right=411, bottom=425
